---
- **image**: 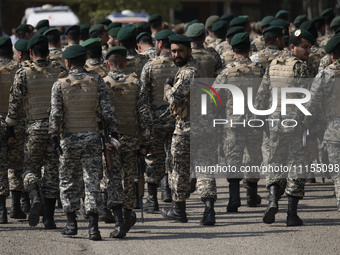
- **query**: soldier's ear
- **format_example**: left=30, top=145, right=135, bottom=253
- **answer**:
left=105, top=60, right=111, bottom=69
left=289, top=43, right=295, bottom=52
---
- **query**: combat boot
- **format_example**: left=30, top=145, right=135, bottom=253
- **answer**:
left=43, top=198, right=56, bottom=229
left=123, top=208, right=136, bottom=232
left=99, top=192, right=115, bottom=223
left=286, top=196, right=303, bottom=226
left=61, top=212, right=77, bottom=235
left=161, top=201, right=188, bottom=223
left=110, top=205, right=126, bottom=238
left=160, top=174, right=172, bottom=202
left=27, top=183, right=42, bottom=226
left=21, top=192, right=30, bottom=214
left=245, top=181, right=261, bottom=207
left=144, top=183, right=159, bottom=213
left=227, top=179, right=241, bottom=212
left=88, top=213, right=102, bottom=241
left=0, top=195, right=8, bottom=224
left=200, top=198, right=215, bottom=226
left=10, top=191, right=26, bottom=219
left=263, top=184, right=280, bottom=224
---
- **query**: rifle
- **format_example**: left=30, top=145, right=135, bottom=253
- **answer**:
left=101, top=119, right=114, bottom=171
left=137, top=151, right=146, bottom=223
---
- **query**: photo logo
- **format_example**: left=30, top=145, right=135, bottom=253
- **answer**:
left=198, top=81, right=222, bottom=115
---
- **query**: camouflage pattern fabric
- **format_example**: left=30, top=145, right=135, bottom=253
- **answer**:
left=318, top=54, right=330, bottom=73
left=141, top=47, right=157, bottom=59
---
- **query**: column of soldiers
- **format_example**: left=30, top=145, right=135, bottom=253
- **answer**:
left=0, top=7, right=339, bottom=241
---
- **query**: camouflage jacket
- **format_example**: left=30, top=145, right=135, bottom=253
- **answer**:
left=85, top=58, right=109, bottom=78
left=250, top=45, right=284, bottom=70
left=318, top=54, right=330, bottom=73
left=307, top=45, right=326, bottom=77
left=141, top=47, right=157, bottom=59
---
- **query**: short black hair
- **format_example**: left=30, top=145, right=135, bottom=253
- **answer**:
left=46, top=30, right=60, bottom=47
left=87, top=46, right=102, bottom=59
left=90, top=30, right=104, bottom=39
left=107, top=54, right=126, bottom=69
left=232, top=42, right=250, bottom=54
left=119, top=39, right=136, bottom=49
left=149, top=20, right=162, bottom=30
left=69, top=55, right=86, bottom=67
left=190, top=33, right=205, bottom=43
left=0, top=47, right=13, bottom=59
left=264, top=34, right=280, bottom=45
left=158, top=39, right=171, bottom=49
left=137, top=34, right=153, bottom=46
left=17, top=30, right=27, bottom=39
left=289, top=34, right=302, bottom=46
left=31, top=42, right=49, bottom=58
left=67, top=28, right=80, bottom=42
left=214, top=28, right=227, bottom=39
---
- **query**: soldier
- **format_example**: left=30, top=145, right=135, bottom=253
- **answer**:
left=186, top=23, right=222, bottom=78
left=6, top=34, right=61, bottom=228
left=204, top=15, right=220, bottom=47
left=252, top=16, right=275, bottom=52
left=63, top=25, right=80, bottom=51
left=209, top=20, right=228, bottom=50
left=148, top=14, right=163, bottom=38
left=0, top=37, right=25, bottom=224
left=138, top=29, right=177, bottom=213
left=321, top=8, right=335, bottom=36
left=16, top=24, right=31, bottom=40
left=269, top=19, right=290, bottom=50
left=104, top=46, right=152, bottom=232
left=304, top=34, right=340, bottom=211
left=294, top=15, right=308, bottom=29
left=161, top=34, right=199, bottom=223
left=49, top=45, right=116, bottom=240
left=275, top=10, right=289, bottom=22
left=43, top=28, right=65, bottom=68
left=13, top=39, right=30, bottom=63
left=108, top=27, right=121, bottom=49
left=89, top=24, right=109, bottom=58
left=79, top=24, right=90, bottom=44
left=254, top=28, right=315, bottom=226
left=136, top=32, right=157, bottom=59
left=35, top=20, right=49, bottom=33
left=221, top=26, right=245, bottom=67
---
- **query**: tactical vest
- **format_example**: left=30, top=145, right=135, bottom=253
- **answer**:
left=325, top=63, right=340, bottom=118
left=257, top=49, right=280, bottom=70
left=85, top=62, right=109, bottom=78
left=151, top=56, right=178, bottom=108
left=222, top=49, right=235, bottom=66
left=191, top=48, right=215, bottom=78
left=268, top=57, right=300, bottom=113
left=104, top=74, right=139, bottom=136
left=125, top=54, right=148, bottom=78
left=23, top=61, right=61, bottom=121
left=59, top=72, right=100, bottom=133
left=226, top=61, right=262, bottom=120
left=48, top=52, right=64, bottom=68
left=0, top=61, right=18, bottom=113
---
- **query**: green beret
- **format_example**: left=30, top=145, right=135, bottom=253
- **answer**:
left=275, top=10, right=289, bottom=20
left=99, top=19, right=112, bottom=26
left=65, top=25, right=80, bottom=35
left=106, top=46, right=127, bottom=59
left=27, top=34, right=48, bottom=49
left=292, top=28, right=315, bottom=45
left=330, top=16, right=340, bottom=30
left=0, top=37, right=12, bottom=49
left=89, top=24, right=106, bottom=35
left=62, top=44, right=87, bottom=59
left=205, top=15, right=220, bottom=29
left=211, top=20, right=228, bottom=32
left=226, top=26, right=245, bottom=38
left=108, top=27, right=121, bottom=38
left=37, top=27, right=49, bottom=35
left=229, top=17, right=248, bottom=27
left=269, top=19, right=290, bottom=28
left=36, top=19, right=49, bottom=30
left=220, top=14, right=234, bottom=23
left=136, top=22, right=151, bottom=34
left=325, top=34, right=340, bottom=53
left=321, top=8, right=334, bottom=17
left=263, top=26, right=284, bottom=37
left=80, top=24, right=90, bottom=33
left=230, top=32, right=250, bottom=47
left=260, top=16, right=275, bottom=28
left=43, top=28, right=59, bottom=36
left=168, top=34, right=192, bottom=47
left=294, top=15, right=308, bottom=27
left=154, top=29, right=175, bottom=41
left=81, top=38, right=102, bottom=48
left=185, top=19, right=200, bottom=31
left=117, top=24, right=136, bottom=41
left=186, top=23, right=205, bottom=38
left=14, top=39, right=29, bottom=52
left=108, top=22, right=122, bottom=30
left=16, top=24, right=29, bottom=33
left=148, top=14, right=162, bottom=23
left=300, top=20, right=317, bottom=39
left=312, top=16, right=325, bottom=25
left=136, top=32, right=151, bottom=41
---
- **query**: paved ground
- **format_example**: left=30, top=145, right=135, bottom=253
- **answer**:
left=0, top=178, right=339, bottom=255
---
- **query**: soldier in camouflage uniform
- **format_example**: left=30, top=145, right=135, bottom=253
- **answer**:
left=251, top=16, right=275, bottom=53
left=318, top=8, right=335, bottom=46
left=254, top=29, right=315, bottom=226
left=62, top=25, right=80, bottom=51
left=43, top=28, right=65, bottom=69
left=0, top=38, right=26, bottom=224
left=13, top=39, right=30, bottom=64
left=204, top=15, right=220, bottom=48
left=148, top=14, right=163, bottom=38
left=161, top=34, right=199, bottom=223
left=49, top=45, right=117, bottom=240
left=209, top=20, right=228, bottom=51
left=136, top=32, right=157, bottom=59
left=89, top=24, right=109, bottom=60
left=319, top=53, right=331, bottom=72
left=220, top=26, right=245, bottom=67
left=138, top=29, right=177, bottom=213
left=6, top=34, right=61, bottom=228
left=304, top=35, right=340, bottom=211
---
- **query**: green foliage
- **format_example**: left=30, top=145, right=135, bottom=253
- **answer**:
left=63, top=0, right=182, bottom=24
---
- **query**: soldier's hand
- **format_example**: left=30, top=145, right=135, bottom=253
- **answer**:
left=51, top=136, right=63, bottom=156
left=5, top=125, right=16, bottom=143
left=165, top=78, right=174, bottom=86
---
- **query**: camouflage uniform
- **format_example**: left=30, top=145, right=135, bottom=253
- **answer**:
left=204, top=35, right=216, bottom=48
left=307, top=45, right=326, bottom=77
left=49, top=66, right=118, bottom=214
left=48, top=48, right=65, bottom=69
left=305, top=61, right=340, bottom=210
left=6, top=60, right=61, bottom=199
left=251, top=36, right=265, bottom=52
left=215, top=40, right=231, bottom=56
left=85, top=58, right=109, bottom=78
left=164, top=57, right=199, bottom=202
left=191, top=44, right=221, bottom=78
left=319, top=54, right=331, bottom=72
left=254, top=52, right=311, bottom=198
left=138, top=51, right=177, bottom=185
left=125, top=49, right=149, bottom=78
left=250, top=45, right=284, bottom=70
left=141, top=47, right=157, bottom=59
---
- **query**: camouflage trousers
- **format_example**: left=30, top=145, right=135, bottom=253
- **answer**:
left=23, top=119, right=59, bottom=198
left=145, top=126, right=174, bottom=184
left=0, top=116, right=9, bottom=196
left=266, top=129, right=306, bottom=199
left=59, top=132, right=102, bottom=214
left=324, top=140, right=340, bottom=210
